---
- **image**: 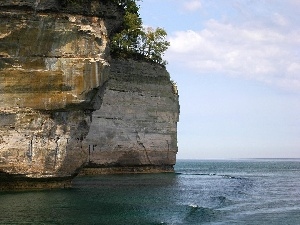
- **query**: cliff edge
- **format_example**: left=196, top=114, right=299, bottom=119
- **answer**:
left=0, top=0, right=179, bottom=190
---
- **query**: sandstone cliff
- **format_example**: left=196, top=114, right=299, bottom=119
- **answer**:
left=0, top=0, right=179, bottom=190
left=82, top=59, right=179, bottom=174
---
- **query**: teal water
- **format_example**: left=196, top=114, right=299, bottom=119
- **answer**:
left=1, top=159, right=300, bottom=224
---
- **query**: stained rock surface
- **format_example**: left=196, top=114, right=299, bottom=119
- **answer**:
left=0, top=0, right=122, bottom=189
left=0, top=0, right=179, bottom=190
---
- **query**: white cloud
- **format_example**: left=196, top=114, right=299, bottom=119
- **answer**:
left=183, top=0, right=202, bottom=12
left=167, top=19, right=300, bottom=91
left=288, top=0, right=300, bottom=7
left=272, top=13, right=289, bottom=27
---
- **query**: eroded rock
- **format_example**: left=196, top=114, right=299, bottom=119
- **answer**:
left=0, top=0, right=122, bottom=189
left=82, top=59, right=180, bottom=174
left=0, top=0, right=180, bottom=190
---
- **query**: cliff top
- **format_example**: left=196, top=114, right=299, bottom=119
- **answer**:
left=0, top=0, right=116, bottom=16
left=0, top=0, right=124, bottom=35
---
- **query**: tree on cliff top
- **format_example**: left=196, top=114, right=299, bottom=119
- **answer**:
left=111, top=0, right=170, bottom=66
left=113, top=0, right=141, bottom=12
left=111, top=1, right=143, bottom=53
left=137, top=27, right=170, bottom=65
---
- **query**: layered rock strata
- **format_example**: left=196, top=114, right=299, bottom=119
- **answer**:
left=82, top=59, right=179, bottom=174
left=0, top=0, right=122, bottom=190
left=0, top=0, right=179, bottom=190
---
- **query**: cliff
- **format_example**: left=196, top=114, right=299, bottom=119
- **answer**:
left=0, top=0, right=179, bottom=190
left=81, top=59, right=179, bottom=174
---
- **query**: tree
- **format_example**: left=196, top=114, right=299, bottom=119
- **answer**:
left=139, top=27, right=170, bottom=65
left=111, top=0, right=170, bottom=66
left=113, top=0, right=141, bottom=13
left=111, top=11, right=143, bottom=51
left=111, top=0, right=143, bottom=55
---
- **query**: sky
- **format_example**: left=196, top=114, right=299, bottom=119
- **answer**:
left=139, top=0, right=300, bottom=159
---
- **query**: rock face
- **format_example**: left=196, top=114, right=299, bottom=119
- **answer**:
left=82, top=59, right=179, bottom=174
left=0, top=0, right=122, bottom=189
left=0, top=0, right=179, bottom=190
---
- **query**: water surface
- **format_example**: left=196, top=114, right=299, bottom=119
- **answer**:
left=1, top=159, right=300, bottom=224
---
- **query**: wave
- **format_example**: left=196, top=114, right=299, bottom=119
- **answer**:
left=183, top=204, right=222, bottom=224
left=211, top=195, right=234, bottom=208
left=177, top=172, right=246, bottom=180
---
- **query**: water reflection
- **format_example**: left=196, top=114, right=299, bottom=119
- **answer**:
left=0, top=173, right=179, bottom=225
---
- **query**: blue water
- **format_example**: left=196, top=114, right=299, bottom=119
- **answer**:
left=1, top=159, right=300, bottom=224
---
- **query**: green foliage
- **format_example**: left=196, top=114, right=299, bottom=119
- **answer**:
left=111, top=0, right=170, bottom=66
left=113, top=0, right=142, bottom=14
left=138, top=27, right=170, bottom=65
left=111, top=12, right=142, bottom=49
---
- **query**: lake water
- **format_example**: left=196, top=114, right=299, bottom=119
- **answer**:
left=1, top=159, right=300, bottom=224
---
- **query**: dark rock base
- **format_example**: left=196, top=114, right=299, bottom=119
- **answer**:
left=0, top=180, right=72, bottom=191
left=0, top=173, right=73, bottom=191
left=79, top=165, right=175, bottom=175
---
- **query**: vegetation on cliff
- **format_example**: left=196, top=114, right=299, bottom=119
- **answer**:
left=60, top=0, right=169, bottom=65
left=111, top=0, right=170, bottom=66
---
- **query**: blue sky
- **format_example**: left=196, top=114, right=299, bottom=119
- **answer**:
left=139, top=0, right=300, bottom=159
